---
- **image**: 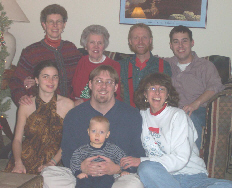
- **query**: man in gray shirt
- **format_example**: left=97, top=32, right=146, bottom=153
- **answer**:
left=165, top=25, right=224, bottom=149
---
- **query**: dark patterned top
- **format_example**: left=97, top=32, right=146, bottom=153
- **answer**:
left=70, top=141, right=128, bottom=176
left=4, top=94, right=63, bottom=174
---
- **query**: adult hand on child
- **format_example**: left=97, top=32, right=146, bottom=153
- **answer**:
left=81, top=156, right=101, bottom=176
left=97, top=155, right=121, bottom=176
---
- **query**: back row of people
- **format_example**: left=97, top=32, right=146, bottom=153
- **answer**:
left=5, top=3, right=229, bottom=188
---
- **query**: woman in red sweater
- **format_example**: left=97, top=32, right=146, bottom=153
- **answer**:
left=71, top=25, right=122, bottom=106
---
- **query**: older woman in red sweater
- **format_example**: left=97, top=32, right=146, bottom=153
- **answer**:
left=70, top=25, right=122, bottom=106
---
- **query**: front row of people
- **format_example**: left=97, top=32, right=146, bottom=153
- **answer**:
left=5, top=61, right=231, bottom=188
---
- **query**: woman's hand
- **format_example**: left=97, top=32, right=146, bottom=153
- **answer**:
left=120, top=156, right=141, bottom=169
left=24, top=76, right=36, bottom=90
left=19, top=95, right=33, bottom=105
left=12, top=162, right=26, bottom=174
left=37, top=161, right=55, bottom=172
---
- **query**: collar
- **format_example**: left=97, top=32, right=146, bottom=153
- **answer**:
left=89, top=55, right=106, bottom=64
left=89, top=140, right=107, bottom=150
left=135, top=57, right=149, bottom=70
left=44, top=35, right=61, bottom=48
left=150, top=103, right=167, bottom=116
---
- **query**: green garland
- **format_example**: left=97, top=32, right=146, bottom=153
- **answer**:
left=0, top=2, right=12, bottom=118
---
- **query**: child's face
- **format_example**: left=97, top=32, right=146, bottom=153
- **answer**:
left=88, top=121, right=110, bottom=148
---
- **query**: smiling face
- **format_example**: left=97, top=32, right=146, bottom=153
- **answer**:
left=170, top=32, right=194, bottom=64
left=88, top=120, right=110, bottom=148
left=89, top=70, right=118, bottom=106
left=41, top=14, right=66, bottom=40
left=129, top=27, right=152, bottom=56
left=35, top=66, right=59, bottom=94
left=144, top=85, right=169, bottom=113
left=85, top=34, right=105, bottom=62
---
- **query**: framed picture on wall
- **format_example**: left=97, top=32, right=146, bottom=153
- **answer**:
left=119, top=0, right=208, bottom=28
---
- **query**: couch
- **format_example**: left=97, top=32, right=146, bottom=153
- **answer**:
left=79, top=48, right=232, bottom=180
left=0, top=49, right=231, bottom=184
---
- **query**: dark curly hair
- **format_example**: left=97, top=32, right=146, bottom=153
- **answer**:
left=134, top=73, right=179, bottom=110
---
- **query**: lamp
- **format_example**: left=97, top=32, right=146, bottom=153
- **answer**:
left=131, top=7, right=146, bottom=18
left=1, top=0, right=29, bottom=69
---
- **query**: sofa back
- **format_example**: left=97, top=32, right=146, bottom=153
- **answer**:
left=78, top=48, right=232, bottom=85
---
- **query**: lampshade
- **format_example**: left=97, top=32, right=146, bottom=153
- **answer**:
left=131, top=7, right=146, bottom=18
left=1, top=0, right=29, bottom=22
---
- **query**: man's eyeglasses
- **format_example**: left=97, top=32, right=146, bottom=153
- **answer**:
left=46, top=20, right=64, bottom=26
left=147, top=86, right=167, bottom=93
left=94, top=79, right=115, bottom=87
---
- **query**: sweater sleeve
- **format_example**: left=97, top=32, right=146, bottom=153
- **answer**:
left=202, top=60, right=225, bottom=93
left=70, top=148, right=83, bottom=175
left=141, top=111, right=195, bottom=173
left=61, top=110, right=79, bottom=168
left=9, top=49, right=34, bottom=106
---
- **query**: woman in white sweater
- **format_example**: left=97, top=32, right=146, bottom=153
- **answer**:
left=133, top=72, right=231, bottom=188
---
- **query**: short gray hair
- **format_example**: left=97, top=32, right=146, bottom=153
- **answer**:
left=80, top=25, right=110, bottom=49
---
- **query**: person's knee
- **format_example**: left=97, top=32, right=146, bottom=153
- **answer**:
left=138, top=161, right=158, bottom=178
left=112, top=173, right=143, bottom=188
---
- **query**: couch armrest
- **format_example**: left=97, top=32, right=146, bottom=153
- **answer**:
left=201, top=86, right=232, bottom=179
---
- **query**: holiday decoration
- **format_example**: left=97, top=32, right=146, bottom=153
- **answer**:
left=0, top=31, right=6, bottom=46
left=80, top=83, right=91, bottom=99
left=0, top=2, right=12, bottom=118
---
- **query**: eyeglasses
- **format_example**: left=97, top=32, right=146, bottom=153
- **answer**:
left=94, top=79, right=115, bottom=87
left=46, top=20, right=64, bottom=26
left=147, top=86, right=167, bottom=93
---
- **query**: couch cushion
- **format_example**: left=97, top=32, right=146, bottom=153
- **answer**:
left=203, top=55, right=231, bottom=85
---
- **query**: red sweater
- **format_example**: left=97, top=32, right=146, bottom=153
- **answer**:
left=9, top=39, right=82, bottom=106
left=71, top=55, right=122, bottom=101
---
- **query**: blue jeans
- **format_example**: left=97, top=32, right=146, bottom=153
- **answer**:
left=189, top=107, right=206, bottom=150
left=138, top=161, right=232, bottom=188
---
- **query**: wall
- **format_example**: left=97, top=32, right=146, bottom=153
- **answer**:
left=4, top=0, right=232, bottom=132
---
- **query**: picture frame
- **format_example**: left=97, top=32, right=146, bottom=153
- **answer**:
left=120, top=0, right=208, bottom=28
